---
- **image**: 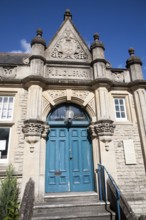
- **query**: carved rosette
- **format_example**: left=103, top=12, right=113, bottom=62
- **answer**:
left=22, top=119, right=50, bottom=152
left=95, top=119, right=116, bottom=151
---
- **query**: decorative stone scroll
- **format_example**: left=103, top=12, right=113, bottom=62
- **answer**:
left=0, top=67, right=17, bottom=80
left=22, top=119, right=50, bottom=152
left=46, top=67, right=91, bottom=80
left=50, top=27, right=88, bottom=60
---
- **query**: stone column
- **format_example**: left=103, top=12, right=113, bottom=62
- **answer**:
left=133, top=88, right=146, bottom=169
left=95, top=86, right=110, bottom=120
left=21, top=29, right=49, bottom=200
left=94, top=85, right=118, bottom=180
left=90, top=33, right=106, bottom=79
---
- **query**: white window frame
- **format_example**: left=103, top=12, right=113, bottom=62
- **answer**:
left=0, top=96, right=14, bottom=121
left=114, top=97, right=127, bottom=121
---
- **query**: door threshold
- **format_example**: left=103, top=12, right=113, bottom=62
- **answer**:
left=44, top=191, right=98, bottom=198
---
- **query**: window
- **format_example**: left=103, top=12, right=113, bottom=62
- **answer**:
left=0, top=96, right=14, bottom=161
left=114, top=98, right=127, bottom=120
left=0, top=96, right=14, bottom=120
left=0, top=128, right=10, bottom=159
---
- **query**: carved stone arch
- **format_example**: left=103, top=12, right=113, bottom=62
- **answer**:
left=42, top=89, right=96, bottom=122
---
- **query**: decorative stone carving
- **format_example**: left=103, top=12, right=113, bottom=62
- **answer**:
left=22, top=119, right=50, bottom=152
left=72, top=90, right=90, bottom=100
left=0, top=67, right=17, bottom=80
left=50, top=27, right=88, bottom=60
left=23, top=57, right=29, bottom=64
left=46, top=67, right=91, bottom=80
left=94, top=119, right=116, bottom=151
left=88, top=124, right=97, bottom=139
left=48, top=90, right=66, bottom=100
left=112, top=72, right=124, bottom=82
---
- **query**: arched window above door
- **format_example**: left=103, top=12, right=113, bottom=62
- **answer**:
left=48, top=104, right=90, bottom=126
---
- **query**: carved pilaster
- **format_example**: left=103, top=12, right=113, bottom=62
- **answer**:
left=94, top=119, right=116, bottom=151
left=22, top=119, right=50, bottom=152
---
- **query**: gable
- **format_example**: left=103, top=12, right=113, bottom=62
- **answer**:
left=45, top=19, right=92, bottom=63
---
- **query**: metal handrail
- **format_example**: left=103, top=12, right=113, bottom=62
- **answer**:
left=97, top=164, right=121, bottom=220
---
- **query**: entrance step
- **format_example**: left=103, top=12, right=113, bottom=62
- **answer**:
left=32, top=192, right=115, bottom=220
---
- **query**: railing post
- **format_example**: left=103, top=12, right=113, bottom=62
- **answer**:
left=116, top=190, right=121, bottom=220
left=97, top=164, right=103, bottom=201
left=97, top=164, right=121, bottom=220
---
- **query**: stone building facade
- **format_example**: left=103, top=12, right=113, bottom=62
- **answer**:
left=0, top=10, right=146, bottom=216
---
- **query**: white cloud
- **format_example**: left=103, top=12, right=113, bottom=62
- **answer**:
left=20, top=39, right=31, bottom=53
left=10, top=39, right=31, bottom=53
left=117, top=64, right=124, bottom=68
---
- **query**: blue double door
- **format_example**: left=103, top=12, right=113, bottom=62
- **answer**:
left=45, top=127, right=94, bottom=192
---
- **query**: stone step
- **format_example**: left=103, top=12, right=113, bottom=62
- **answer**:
left=44, top=192, right=99, bottom=204
left=32, top=192, right=116, bottom=220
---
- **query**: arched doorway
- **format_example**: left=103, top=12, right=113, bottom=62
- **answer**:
left=45, top=104, right=94, bottom=193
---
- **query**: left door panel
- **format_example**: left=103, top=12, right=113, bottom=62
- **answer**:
left=45, top=128, right=69, bottom=192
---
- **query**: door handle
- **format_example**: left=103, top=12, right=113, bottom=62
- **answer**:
left=69, top=147, right=73, bottom=159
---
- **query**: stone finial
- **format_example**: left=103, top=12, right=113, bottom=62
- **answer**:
left=128, top=48, right=135, bottom=56
left=64, top=9, right=72, bottom=20
left=126, top=48, right=142, bottom=68
left=36, top=28, right=43, bottom=37
left=93, top=33, right=100, bottom=41
left=31, top=28, right=46, bottom=47
left=90, top=32, right=105, bottom=50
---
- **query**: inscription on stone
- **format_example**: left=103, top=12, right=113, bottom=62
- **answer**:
left=46, top=67, right=92, bottom=80
left=123, top=139, right=136, bottom=165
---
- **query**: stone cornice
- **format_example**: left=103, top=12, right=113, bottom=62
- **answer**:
left=0, top=76, right=146, bottom=91
left=46, top=60, right=91, bottom=66
left=91, top=58, right=107, bottom=66
left=29, top=55, right=46, bottom=63
left=128, top=80, right=146, bottom=91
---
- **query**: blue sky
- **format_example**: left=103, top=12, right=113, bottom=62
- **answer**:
left=0, top=0, right=146, bottom=78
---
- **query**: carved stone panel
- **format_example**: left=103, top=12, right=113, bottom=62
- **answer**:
left=112, top=72, right=124, bottom=82
left=48, top=90, right=67, bottom=100
left=50, top=27, right=88, bottom=60
left=0, top=67, right=17, bottom=80
left=45, top=67, right=92, bottom=80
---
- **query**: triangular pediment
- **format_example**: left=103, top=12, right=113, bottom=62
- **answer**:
left=45, top=19, right=91, bottom=63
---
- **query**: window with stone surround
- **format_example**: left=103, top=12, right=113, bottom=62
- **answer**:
left=0, top=96, right=14, bottom=161
left=114, top=98, right=127, bottom=120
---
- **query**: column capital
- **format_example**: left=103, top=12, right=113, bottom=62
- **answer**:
left=22, top=119, right=50, bottom=152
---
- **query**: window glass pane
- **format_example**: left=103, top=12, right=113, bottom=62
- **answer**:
left=119, top=99, right=124, bottom=104
left=7, top=111, right=12, bottom=118
left=120, top=106, right=124, bottom=111
left=2, top=111, right=7, bottom=118
left=115, top=106, right=119, bottom=111
left=0, top=97, right=2, bottom=102
left=3, top=97, right=8, bottom=103
left=121, top=112, right=126, bottom=118
left=9, top=97, right=13, bottom=103
left=116, top=112, right=120, bottom=118
left=0, top=127, right=10, bottom=159
left=114, top=99, right=119, bottom=104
